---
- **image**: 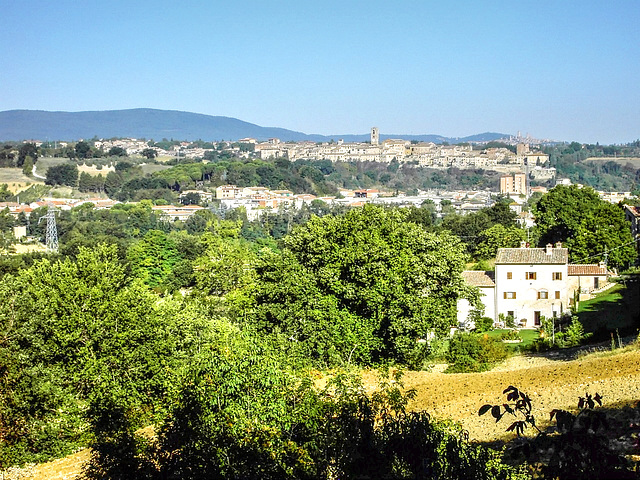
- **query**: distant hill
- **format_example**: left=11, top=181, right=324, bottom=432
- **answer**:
left=0, top=108, right=509, bottom=144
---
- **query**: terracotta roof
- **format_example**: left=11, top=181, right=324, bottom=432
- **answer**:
left=496, top=248, right=568, bottom=265
left=462, top=270, right=495, bottom=287
left=568, top=264, right=608, bottom=276
left=625, top=205, right=640, bottom=217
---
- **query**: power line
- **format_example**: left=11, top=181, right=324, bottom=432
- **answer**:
left=573, top=239, right=638, bottom=264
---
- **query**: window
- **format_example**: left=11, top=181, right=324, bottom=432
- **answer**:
left=537, top=291, right=549, bottom=299
left=507, top=272, right=512, bottom=279
left=555, top=291, right=561, bottom=299
left=526, top=272, right=537, bottom=280
left=507, top=311, right=514, bottom=318
left=553, top=272, right=562, bottom=280
left=504, top=292, right=516, bottom=299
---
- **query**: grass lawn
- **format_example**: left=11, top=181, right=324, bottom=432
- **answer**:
left=577, top=282, right=640, bottom=340
left=140, top=164, right=171, bottom=175
left=486, top=328, right=540, bottom=351
left=34, top=157, right=75, bottom=179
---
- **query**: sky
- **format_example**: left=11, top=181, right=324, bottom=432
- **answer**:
left=1, top=0, right=638, bottom=144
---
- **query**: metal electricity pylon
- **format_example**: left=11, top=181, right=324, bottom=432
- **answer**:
left=38, top=205, right=59, bottom=252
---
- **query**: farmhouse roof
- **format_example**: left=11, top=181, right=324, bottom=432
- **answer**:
left=496, top=247, right=568, bottom=265
left=462, top=270, right=495, bottom=287
left=568, top=264, right=608, bottom=276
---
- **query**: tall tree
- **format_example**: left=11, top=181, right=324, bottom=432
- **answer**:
left=249, top=205, right=473, bottom=365
left=17, top=143, right=38, bottom=167
left=45, top=164, right=78, bottom=186
left=0, top=245, right=175, bottom=463
left=534, top=185, right=636, bottom=268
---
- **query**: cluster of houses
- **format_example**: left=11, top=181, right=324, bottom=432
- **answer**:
left=458, top=242, right=612, bottom=329
left=0, top=198, right=207, bottom=225
left=250, top=134, right=551, bottom=173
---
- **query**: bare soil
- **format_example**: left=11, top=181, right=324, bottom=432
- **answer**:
left=404, top=349, right=640, bottom=442
left=5, top=349, right=640, bottom=479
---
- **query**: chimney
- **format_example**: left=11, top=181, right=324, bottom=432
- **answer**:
left=555, top=241, right=562, bottom=249
left=546, top=243, right=553, bottom=255
left=520, top=241, right=527, bottom=248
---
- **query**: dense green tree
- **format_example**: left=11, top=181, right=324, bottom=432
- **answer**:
left=141, top=148, right=157, bottom=159
left=534, top=185, right=636, bottom=268
left=476, top=224, right=527, bottom=260
left=180, top=191, right=201, bottom=205
left=0, top=245, right=176, bottom=464
left=45, top=164, right=79, bottom=186
left=0, top=184, right=11, bottom=201
left=74, top=141, right=92, bottom=159
left=21, top=156, right=34, bottom=176
left=17, top=143, right=38, bottom=167
left=107, top=146, right=127, bottom=157
left=249, top=205, right=473, bottom=365
left=127, top=230, right=180, bottom=288
left=85, top=346, right=527, bottom=480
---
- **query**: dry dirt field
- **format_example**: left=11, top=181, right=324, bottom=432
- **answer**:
left=5, top=348, right=640, bottom=479
left=0, top=168, right=43, bottom=193
left=403, top=348, right=640, bottom=442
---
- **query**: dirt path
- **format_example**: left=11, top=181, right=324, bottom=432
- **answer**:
left=6, top=349, right=640, bottom=479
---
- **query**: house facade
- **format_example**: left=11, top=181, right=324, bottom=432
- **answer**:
left=494, top=244, right=569, bottom=327
left=459, top=243, right=612, bottom=329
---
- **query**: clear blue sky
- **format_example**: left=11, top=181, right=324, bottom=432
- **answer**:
left=1, top=0, right=638, bottom=143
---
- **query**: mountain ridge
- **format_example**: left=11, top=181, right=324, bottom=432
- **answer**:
left=0, top=108, right=509, bottom=144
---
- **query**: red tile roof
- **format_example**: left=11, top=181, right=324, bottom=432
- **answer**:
left=462, top=270, right=496, bottom=287
left=568, top=264, right=608, bottom=276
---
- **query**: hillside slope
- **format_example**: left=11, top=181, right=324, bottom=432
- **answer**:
left=0, top=109, right=508, bottom=143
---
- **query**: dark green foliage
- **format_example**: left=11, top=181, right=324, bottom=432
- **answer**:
left=74, top=141, right=92, bottom=159
left=17, top=143, right=38, bottom=167
left=475, top=316, right=495, bottom=333
left=45, top=163, right=79, bottom=186
left=108, top=146, right=127, bottom=157
left=84, top=347, right=527, bottom=480
left=141, top=148, right=157, bottom=159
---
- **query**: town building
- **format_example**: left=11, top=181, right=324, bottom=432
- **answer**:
left=500, top=173, right=527, bottom=197
left=371, top=127, right=379, bottom=145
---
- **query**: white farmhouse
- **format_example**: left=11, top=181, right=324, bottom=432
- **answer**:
left=494, top=244, right=569, bottom=327
left=459, top=243, right=614, bottom=329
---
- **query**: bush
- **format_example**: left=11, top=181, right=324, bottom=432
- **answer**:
left=85, top=363, right=529, bottom=480
left=446, top=333, right=508, bottom=373
left=535, top=316, right=592, bottom=350
left=500, top=329, right=522, bottom=341
left=476, top=316, right=495, bottom=333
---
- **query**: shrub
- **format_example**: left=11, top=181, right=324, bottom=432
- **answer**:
left=446, top=333, right=508, bottom=373
left=500, top=329, right=521, bottom=341
left=476, top=316, right=495, bottom=333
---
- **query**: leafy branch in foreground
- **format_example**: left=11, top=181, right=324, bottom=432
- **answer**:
left=479, top=386, right=633, bottom=480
